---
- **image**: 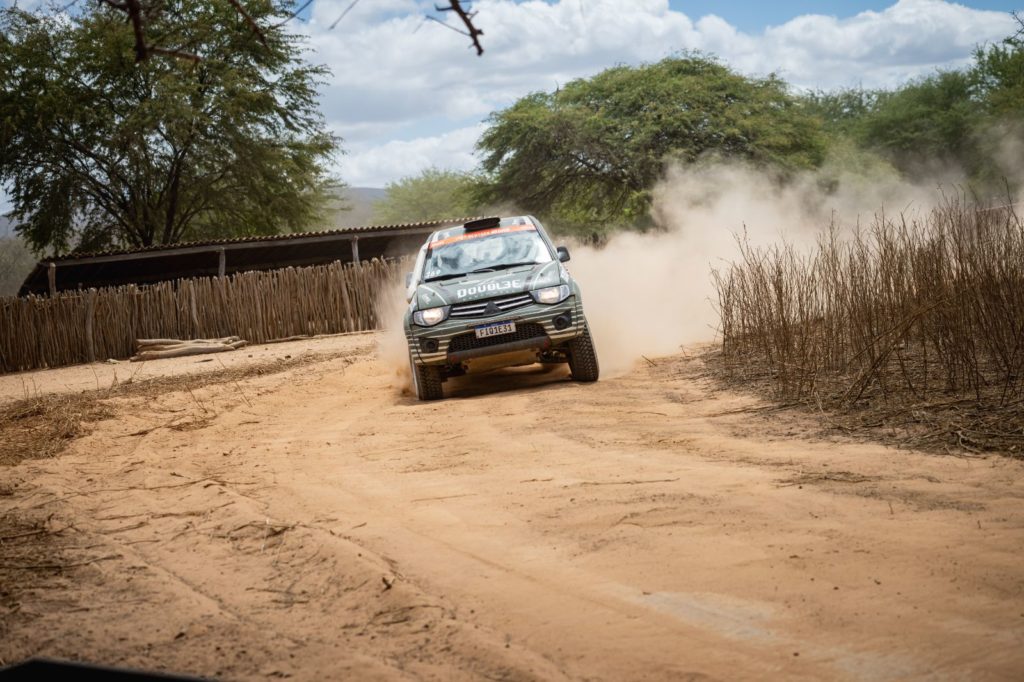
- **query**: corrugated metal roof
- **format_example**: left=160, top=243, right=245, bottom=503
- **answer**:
left=18, top=217, right=497, bottom=296
left=54, top=217, right=488, bottom=263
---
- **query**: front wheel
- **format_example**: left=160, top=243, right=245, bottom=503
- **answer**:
left=567, top=327, right=600, bottom=382
left=410, top=352, right=444, bottom=400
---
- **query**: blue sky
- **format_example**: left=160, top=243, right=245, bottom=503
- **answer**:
left=664, top=1, right=1020, bottom=32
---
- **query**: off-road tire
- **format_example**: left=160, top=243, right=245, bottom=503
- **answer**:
left=567, top=327, right=600, bottom=382
left=410, top=353, right=444, bottom=400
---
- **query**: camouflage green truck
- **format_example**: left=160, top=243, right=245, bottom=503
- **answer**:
left=404, top=216, right=599, bottom=400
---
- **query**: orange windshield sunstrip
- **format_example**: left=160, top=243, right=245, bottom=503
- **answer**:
left=429, top=223, right=536, bottom=249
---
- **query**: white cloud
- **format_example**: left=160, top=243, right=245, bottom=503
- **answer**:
left=341, top=124, right=485, bottom=187
left=0, top=0, right=1016, bottom=193
left=745, top=0, right=1010, bottom=86
left=300, top=0, right=1016, bottom=186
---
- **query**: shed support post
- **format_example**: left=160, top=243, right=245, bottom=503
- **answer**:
left=48, top=262, right=57, bottom=296
left=218, top=248, right=226, bottom=277
left=351, top=236, right=360, bottom=265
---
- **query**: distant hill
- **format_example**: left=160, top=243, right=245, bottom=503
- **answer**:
left=0, top=215, right=15, bottom=238
left=0, top=234, right=34, bottom=297
left=322, top=186, right=387, bottom=230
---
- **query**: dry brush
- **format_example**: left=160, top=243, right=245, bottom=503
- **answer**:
left=713, top=196, right=1024, bottom=454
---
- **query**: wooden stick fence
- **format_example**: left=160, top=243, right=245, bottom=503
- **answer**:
left=0, top=258, right=407, bottom=374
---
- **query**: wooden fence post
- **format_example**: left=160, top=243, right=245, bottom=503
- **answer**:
left=188, top=279, right=200, bottom=337
left=85, top=289, right=96, bottom=363
left=48, top=263, right=57, bottom=296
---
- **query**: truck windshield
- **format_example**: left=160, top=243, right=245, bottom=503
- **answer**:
left=422, top=227, right=552, bottom=282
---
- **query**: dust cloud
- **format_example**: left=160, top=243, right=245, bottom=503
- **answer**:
left=376, top=159, right=991, bottom=382
left=375, top=277, right=413, bottom=394
left=985, top=121, right=1024, bottom=191
left=569, top=161, right=951, bottom=376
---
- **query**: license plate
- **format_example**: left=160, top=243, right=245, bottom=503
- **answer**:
left=475, top=321, right=516, bottom=339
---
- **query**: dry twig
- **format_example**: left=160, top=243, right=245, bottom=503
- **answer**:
left=1, top=553, right=121, bottom=570
left=433, top=1, right=485, bottom=55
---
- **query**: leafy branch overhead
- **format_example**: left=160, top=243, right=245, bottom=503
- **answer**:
left=98, top=0, right=268, bottom=62
left=0, top=0, right=339, bottom=253
left=98, top=0, right=488, bottom=61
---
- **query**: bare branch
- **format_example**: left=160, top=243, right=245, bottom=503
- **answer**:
left=96, top=0, right=271, bottom=62
left=329, top=0, right=362, bottom=30
left=425, top=15, right=469, bottom=37
left=99, top=0, right=147, bottom=61
left=148, top=45, right=201, bottom=62
left=225, top=0, right=268, bottom=48
left=273, top=0, right=315, bottom=30
left=434, top=0, right=484, bottom=56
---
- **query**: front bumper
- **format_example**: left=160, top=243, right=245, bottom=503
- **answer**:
left=406, top=295, right=586, bottom=366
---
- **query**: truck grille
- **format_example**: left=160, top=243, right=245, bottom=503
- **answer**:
left=448, top=323, right=548, bottom=354
left=450, top=292, right=533, bottom=318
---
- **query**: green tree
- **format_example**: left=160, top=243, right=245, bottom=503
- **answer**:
left=0, top=1, right=338, bottom=254
left=799, top=16, right=1023, bottom=189
left=968, top=14, right=1024, bottom=190
left=855, top=71, right=982, bottom=173
left=373, top=168, right=482, bottom=224
left=801, top=88, right=886, bottom=137
left=973, top=13, right=1024, bottom=118
left=798, top=89, right=901, bottom=189
left=476, top=55, right=825, bottom=234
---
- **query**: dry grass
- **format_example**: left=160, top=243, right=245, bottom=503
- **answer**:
left=0, top=343, right=370, bottom=466
left=0, top=507, right=98, bottom=650
left=712, top=195, right=1024, bottom=456
left=0, top=396, right=115, bottom=466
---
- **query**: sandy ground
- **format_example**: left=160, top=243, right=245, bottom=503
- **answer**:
left=0, top=332, right=377, bottom=406
left=1, top=334, right=1023, bottom=680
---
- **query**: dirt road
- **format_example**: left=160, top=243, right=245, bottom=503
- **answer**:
left=2, top=334, right=1023, bottom=680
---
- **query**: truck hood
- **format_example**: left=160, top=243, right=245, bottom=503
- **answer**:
left=414, top=261, right=562, bottom=309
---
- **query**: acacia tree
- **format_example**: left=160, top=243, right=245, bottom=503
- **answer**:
left=974, top=13, right=1024, bottom=118
left=372, top=168, right=482, bottom=224
left=0, top=0, right=338, bottom=254
left=855, top=71, right=981, bottom=172
left=476, top=55, right=825, bottom=232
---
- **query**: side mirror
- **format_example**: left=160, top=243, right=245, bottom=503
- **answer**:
left=557, top=246, right=571, bottom=263
left=405, top=272, right=415, bottom=303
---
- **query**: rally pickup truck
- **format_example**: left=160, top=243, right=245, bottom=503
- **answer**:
left=403, top=215, right=599, bottom=400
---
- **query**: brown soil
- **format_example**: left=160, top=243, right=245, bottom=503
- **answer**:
left=1, top=335, right=1023, bottom=680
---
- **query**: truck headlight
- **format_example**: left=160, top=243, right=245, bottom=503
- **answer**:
left=413, top=306, right=449, bottom=327
left=531, top=285, right=570, bottom=304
